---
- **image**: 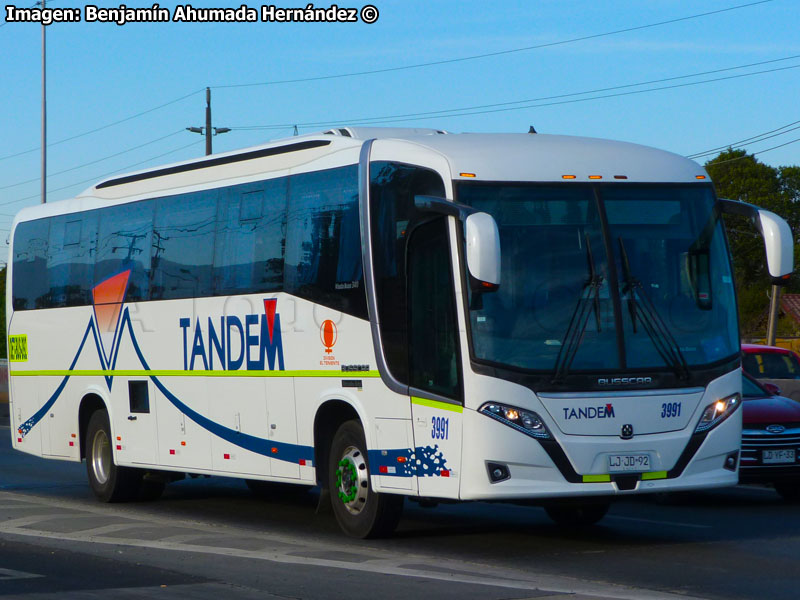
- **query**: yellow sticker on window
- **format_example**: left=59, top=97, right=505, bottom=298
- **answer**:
left=9, top=335, right=28, bottom=362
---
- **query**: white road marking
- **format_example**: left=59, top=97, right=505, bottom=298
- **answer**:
left=0, top=567, right=44, bottom=580
left=0, top=490, right=710, bottom=600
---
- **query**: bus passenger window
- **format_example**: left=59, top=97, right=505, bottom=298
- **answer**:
left=12, top=219, right=50, bottom=310
left=95, top=202, right=154, bottom=302
left=284, top=165, right=366, bottom=318
left=151, top=191, right=216, bottom=300
left=46, top=213, right=98, bottom=308
left=214, top=178, right=288, bottom=296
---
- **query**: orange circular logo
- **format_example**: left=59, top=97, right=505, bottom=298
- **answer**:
left=320, top=320, right=337, bottom=354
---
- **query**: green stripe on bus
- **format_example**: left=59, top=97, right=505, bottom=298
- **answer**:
left=582, top=474, right=612, bottom=483
left=641, top=471, right=668, bottom=480
left=9, top=369, right=381, bottom=378
left=410, top=396, right=463, bottom=413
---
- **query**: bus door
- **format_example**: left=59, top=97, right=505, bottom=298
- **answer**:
left=407, top=217, right=464, bottom=498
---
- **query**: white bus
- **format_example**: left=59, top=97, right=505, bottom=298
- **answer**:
left=7, top=128, right=793, bottom=537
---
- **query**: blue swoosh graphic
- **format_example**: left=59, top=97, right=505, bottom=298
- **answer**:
left=17, top=307, right=448, bottom=477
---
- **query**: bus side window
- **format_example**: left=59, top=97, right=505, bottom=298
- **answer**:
left=46, top=213, right=98, bottom=308
left=95, top=201, right=154, bottom=302
left=369, top=161, right=446, bottom=386
left=407, top=218, right=461, bottom=399
left=284, top=165, right=366, bottom=318
left=214, top=177, right=288, bottom=296
left=12, top=219, right=50, bottom=310
left=151, top=191, right=216, bottom=300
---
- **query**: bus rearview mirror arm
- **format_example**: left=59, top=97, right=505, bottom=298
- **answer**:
left=415, top=195, right=501, bottom=288
left=718, top=198, right=794, bottom=284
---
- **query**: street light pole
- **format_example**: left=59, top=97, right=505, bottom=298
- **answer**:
left=41, top=0, right=46, bottom=204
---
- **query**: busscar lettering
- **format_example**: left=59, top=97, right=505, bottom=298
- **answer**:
left=598, top=376, right=653, bottom=386
left=4, top=5, right=80, bottom=25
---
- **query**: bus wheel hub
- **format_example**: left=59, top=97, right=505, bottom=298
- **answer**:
left=336, top=446, right=368, bottom=514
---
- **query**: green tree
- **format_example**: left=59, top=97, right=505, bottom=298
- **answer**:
left=705, top=150, right=800, bottom=337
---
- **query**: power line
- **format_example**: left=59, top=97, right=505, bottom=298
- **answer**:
left=0, top=0, right=774, bottom=167
left=0, top=1, right=42, bottom=28
left=687, top=119, right=800, bottom=159
left=213, top=0, right=774, bottom=89
left=230, top=60, right=800, bottom=131
left=0, top=130, right=185, bottom=191
left=0, top=139, right=204, bottom=209
left=704, top=137, right=800, bottom=165
left=0, top=89, right=204, bottom=163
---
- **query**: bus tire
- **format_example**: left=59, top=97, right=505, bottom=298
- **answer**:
left=85, top=410, right=142, bottom=503
left=328, top=420, right=403, bottom=538
left=544, top=502, right=610, bottom=527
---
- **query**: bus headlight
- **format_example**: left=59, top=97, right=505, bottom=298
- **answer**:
left=480, top=402, right=551, bottom=439
left=694, top=393, right=740, bottom=433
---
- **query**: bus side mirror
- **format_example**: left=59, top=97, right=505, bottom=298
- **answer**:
left=719, top=199, right=794, bottom=284
left=413, top=196, right=502, bottom=291
left=758, top=210, right=794, bottom=283
left=465, top=212, right=501, bottom=291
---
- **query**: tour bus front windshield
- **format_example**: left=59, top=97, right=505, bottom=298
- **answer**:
left=457, top=183, right=739, bottom=377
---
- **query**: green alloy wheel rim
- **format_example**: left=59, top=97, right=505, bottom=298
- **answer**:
left=336, top=446, right=369, bottom=515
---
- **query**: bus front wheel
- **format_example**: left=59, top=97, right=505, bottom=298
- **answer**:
left=328, top=420, right=403, bottom=538
left=85, top=410, right=143, bottom=503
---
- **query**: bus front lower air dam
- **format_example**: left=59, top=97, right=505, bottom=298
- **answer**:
left=7, top=128, right=793, bottom=537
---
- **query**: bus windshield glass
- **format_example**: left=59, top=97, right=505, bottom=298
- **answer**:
left=457, top=183, right=738, bottom=375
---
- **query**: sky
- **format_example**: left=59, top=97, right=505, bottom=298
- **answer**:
left=0, top=0, right=798, bottom=251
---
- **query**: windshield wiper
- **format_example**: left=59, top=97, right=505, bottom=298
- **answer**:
left=618, top=238, right=690, bottom=380
left=552, top=235, right=603, bottom=383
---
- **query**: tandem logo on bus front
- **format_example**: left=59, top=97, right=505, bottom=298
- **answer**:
left=563, top=403, right=616, bottom=420
left=179, top=299, right=284, bottom=372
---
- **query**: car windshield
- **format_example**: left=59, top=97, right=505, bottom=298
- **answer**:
left=742, top=351, right=800, bottom=379
left=458, top=183, right=739, bottom=375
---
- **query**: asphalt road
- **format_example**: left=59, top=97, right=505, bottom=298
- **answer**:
left=2, top=422, right=799, bottom=600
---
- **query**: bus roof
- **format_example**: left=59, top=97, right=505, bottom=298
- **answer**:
left=11, top=127, right=709, bottom=227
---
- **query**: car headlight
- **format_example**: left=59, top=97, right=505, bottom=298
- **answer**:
left=695, top=393, right=740, bottom=433
left=479, top=402, right=551, bottom=439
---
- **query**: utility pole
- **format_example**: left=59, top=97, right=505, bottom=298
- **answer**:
left=205, top=87, right=212, bottom=155
left=41, top=0, right=46, bottom=203
left=187, top=87, right=229, bottom=156
left=766, top=284, right=782, bottom=346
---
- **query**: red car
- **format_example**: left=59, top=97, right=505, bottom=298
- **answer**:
left=740, top=371, right=800, bottom=500
left=742, top=343, right=800, bottom=379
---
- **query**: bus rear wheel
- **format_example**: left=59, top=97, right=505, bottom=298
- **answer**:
left=85, top=410, right=143, bottom=503
left=328, top=420, right=403, bottom=538
left=544, top=502, right=610, bottom=527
